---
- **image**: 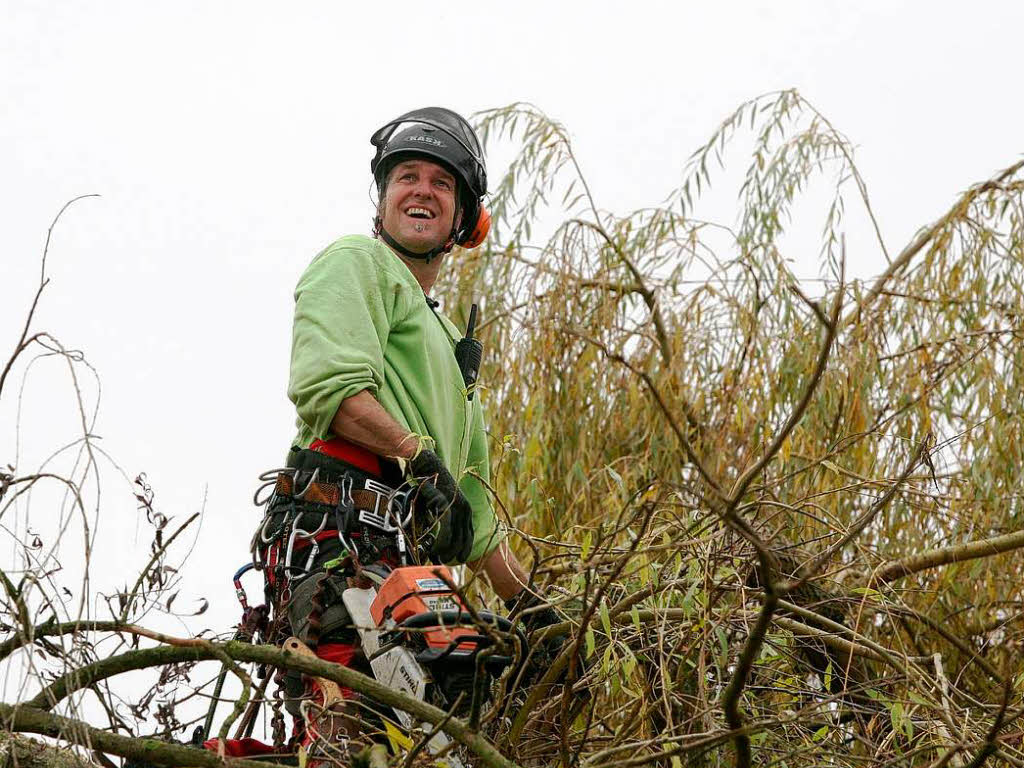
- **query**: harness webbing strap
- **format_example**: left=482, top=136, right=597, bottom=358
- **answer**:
left=309, top=437, right=382, bottom=475
left=274, top=472, right=395, bottom=512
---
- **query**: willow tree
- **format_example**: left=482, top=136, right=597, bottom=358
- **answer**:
left=436, top=91, right=1024, bottom=767
left=2, top=92, right=1022, bottom=768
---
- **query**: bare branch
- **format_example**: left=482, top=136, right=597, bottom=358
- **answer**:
left=0, top=703, right=289, bottom=768
left=873, top=527, right=1024, bottom=585
left=0, top=194, right=98, bottom=398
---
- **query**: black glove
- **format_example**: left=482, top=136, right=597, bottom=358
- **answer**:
left=505, top=589, right=562, bottom=635
left=505, top=588, right=574, bottom=685
left=408, top=450, right=475, bottom=563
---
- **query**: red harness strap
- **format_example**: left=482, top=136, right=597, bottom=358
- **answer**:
left=314, top=642, right=359, bottom=699
left=201, top=737, right=279, bottom=756
left=309, top=437, right=382, bottom=476
left=200, top=643, right=361, bottom=756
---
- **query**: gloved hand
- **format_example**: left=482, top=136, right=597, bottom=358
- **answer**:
left=408, top=450, right=475, bottom=563
left=507, top=585, right=589, bottom=688
left=505, top=593, right=593, bottom=696
left=505, top=589, right=562, bottom=635
left=505, top=588, right=573, bottom=682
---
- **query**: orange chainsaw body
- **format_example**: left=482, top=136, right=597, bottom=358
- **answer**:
left=369, top=565, right=477, bottom=653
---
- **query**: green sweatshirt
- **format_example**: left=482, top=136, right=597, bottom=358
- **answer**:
left=287, top=234, right=503, bottom=562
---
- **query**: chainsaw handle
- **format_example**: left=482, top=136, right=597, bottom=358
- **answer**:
left=396, top=609, right=528, bottom=655
left=396, top=610, right=529, bottom=672
left=396, top=609, right=515, bottom=635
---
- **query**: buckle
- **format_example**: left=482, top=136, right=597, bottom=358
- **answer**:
left=353, top=479, right=410, bottom=533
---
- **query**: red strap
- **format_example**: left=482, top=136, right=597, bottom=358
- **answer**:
left=314, top=643, right=358, bottom=699
left=310, top=438, right=382, bottom=476
left=316, top=642, right=358, bottom=667
left=202, top=737, right=278, bottom=756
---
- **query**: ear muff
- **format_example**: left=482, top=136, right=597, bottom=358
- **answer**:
left=460, top=206, right=491, bottom=249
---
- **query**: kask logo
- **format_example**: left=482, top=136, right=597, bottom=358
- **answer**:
left=404, top=135, right=446, bottom=148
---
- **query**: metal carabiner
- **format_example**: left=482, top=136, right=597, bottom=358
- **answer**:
left=283, top=528, right=308, bottom=580
left=332, top=475, right=359, bottom=560
left=395, top=522, right=408, bottom=566
left=233, top=563, right=256, bottom=612
left=253, top=468, right=293, bottom=507
left=293, top=468, right=321, bottom=500
left=283, top=509, right=329, bottom=581
left=307, top=508, right=329, bottom=538
left=340, top=475, right=354, bottom=508
left=288, top=537, right=320, bottom=579
left=258, top=514, right=277, bottom=546
left=386, top=487, right=412, bottom=530
left=259, top=497, right=298, bottom=545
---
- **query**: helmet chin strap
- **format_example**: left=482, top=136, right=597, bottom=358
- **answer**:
left=375, top=215, right=458, bottom=264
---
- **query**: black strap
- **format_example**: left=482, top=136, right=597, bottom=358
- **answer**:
left=378, top=227, right=452, bottom=264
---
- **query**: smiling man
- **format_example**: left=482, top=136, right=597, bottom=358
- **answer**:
left=286, top=107, right=525, bottom=584
left=258, top=108, right=552, bottom=760
left=377, top=157, right=462, bottom=258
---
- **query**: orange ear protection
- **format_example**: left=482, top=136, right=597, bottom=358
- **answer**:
left=461, top=206, right=491, bottom=249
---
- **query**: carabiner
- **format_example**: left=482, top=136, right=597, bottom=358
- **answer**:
left=329, top=475, right=358, bottom=560
left=283, top=510, right=329, bottom=581
left=233, top=563, right=256, bottom=612
left=259, top=510, right=280, bottom=545
left=253, top=468, right=293, bottom=507
left=284, top=537, right=319, bottom=580
left=293, top=468, right=321, bottom=500
left=259, top=498, right=299, bottom=546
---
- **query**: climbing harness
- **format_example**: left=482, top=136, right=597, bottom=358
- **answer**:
left=205, top=446, right=524, bottom=764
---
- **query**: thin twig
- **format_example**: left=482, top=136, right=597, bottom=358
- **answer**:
left=118, top=512, right=200, bottom=623
left=0, top=194, right=99, bottom=398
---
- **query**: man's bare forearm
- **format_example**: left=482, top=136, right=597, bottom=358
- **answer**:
left=332, top=391, right=530, bottom=601
left=470, top=541, right=529, bottom=601
left=329, top=390, right=419, bottom=459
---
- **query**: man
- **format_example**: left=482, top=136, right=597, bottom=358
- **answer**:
left=256, top=107, right=549, bottom=761
left=288, top=106, right=531, bottom=595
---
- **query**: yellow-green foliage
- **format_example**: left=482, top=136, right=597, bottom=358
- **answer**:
left=437, top=93, right=1024, bottom=767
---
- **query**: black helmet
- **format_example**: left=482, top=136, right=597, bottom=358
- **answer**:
left=370, top=107, right=490, bottom=257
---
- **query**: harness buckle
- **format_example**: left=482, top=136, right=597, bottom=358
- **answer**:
left=355, top=479, right=411, bottom=533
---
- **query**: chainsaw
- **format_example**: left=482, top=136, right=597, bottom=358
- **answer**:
left=338, top=563, right=522, bottom=763
left=199, top=478, right=527, bottom=766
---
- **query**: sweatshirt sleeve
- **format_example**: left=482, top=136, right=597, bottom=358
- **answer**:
left=288, top=243, right=407, bottom=441
left=461, top=399, right=505, bottom=561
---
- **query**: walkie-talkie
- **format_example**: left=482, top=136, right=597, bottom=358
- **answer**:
left=454, top=303, right=483, bottom=400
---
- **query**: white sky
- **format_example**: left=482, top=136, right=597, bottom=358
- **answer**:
left=2, top=0, right=1023, bottom=716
